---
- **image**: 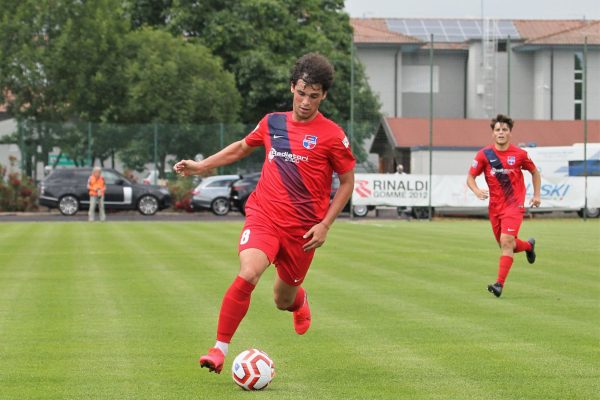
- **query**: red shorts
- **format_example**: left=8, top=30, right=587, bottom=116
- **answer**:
left=238, top=210, right=315, bottom=286
left=489, top=208, right=525, bottom=243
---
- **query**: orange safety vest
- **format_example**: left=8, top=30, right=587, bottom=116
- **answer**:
left=88, top=175, right=106, bottom=197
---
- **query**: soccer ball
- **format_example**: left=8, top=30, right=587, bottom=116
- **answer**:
left=231, top=348, right=275, bottom=390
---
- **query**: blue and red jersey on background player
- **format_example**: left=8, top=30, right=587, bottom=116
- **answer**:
left=244, top=111, right=355, bottom=229
left=469, top=143, right=537, bottom=213
left=470, top=143, right=537, bottom=241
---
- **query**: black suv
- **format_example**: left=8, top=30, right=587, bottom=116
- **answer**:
left=230, top=172, right=261, bottom=215
left=39, top=168, right=171, bottom=216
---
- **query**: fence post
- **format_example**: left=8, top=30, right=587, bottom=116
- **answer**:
left=507, top=35, right=511, bottom=115
left=18, top=123, right=26, bottom=175
left=428, top=33, right=434, bottom=221
left=583, top=36, right=588, bottom=221
left=87, top=122, right=92, bottom=166
left=349, top=34, right=355, bottom=220
left=154, top=123, right=158, bottom=183
left=219, top=122, right=224, bottom=175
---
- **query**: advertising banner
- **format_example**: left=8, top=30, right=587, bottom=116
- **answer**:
left=352, top=174, right=600, bottom=209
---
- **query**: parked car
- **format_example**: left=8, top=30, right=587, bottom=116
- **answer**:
left=190, top=174, right=241, bottom=215
left=230, top=173, right=261, bottom=215
left=39, top=167, right=171, bottom=216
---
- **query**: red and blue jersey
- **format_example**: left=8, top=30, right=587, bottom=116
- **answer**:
left=469, top=144, right=537, bottom=212
left=244, top=111, right=355, bottom=228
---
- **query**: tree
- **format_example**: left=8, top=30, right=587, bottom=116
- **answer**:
left=116, top=28, right=242, bottom=174
left=0, top=0, right=130, bottom=175
left=128, top=0, right=382, bottom=160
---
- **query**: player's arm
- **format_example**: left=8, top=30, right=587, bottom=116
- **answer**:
left=466, top=174, right=489, bottom=200
left=303, top=170, right=354, bottom=251
left=529, top=169, right=541, bottom=207
left=174, top=140, right=256, bottom=176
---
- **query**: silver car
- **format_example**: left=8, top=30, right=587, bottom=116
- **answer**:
left=190, top=174, right=240, bottom=215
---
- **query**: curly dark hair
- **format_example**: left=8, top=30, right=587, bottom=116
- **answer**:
left=290, top=52, right=335, bottom=92
left=490, top=114, right=514, bottom=130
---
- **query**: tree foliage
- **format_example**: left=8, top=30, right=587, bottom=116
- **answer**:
left=135, top=0, right=382, bottom=157
left=0, top=0, right=130, bottom=176
left=0, top=0, right=382, bottom=178
left=119, top=28, right=240, bottom=124
left=0, top=1, right=242, bottom=173
left=168, top=0, right=380, bottom=122
left=115, top=28, right=241, bottom=174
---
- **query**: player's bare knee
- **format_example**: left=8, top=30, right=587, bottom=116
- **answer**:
left=238, top=269, right=261, bottom=285
left=500, top=237, right=515, bottom=251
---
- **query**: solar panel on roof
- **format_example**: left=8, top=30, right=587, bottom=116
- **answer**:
left=384, top=18, right=520, bottom=42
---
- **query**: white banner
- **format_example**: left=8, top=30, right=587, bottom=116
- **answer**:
left=352, top=174, right=600, bottom=209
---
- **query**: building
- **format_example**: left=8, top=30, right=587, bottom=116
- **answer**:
left=371, top=117, right=600, bottom=174
left=352, top=18, right=600, bottom=120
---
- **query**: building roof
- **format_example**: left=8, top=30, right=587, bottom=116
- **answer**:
left=352, top=18, right=600, bottom=47
left=512, top=20, right=586, bottom=40
left=520, top=20, right=600, bottom=46
left=375, top=117, right=600, bottom=151
left=352, top=18, right=421, bottom=45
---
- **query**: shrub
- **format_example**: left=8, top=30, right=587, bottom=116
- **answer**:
left=0, top=156, right=39, bottom=212
left=167, top=177, right=195, bottom=212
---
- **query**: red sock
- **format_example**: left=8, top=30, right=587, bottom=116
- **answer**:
left=497, top=255, right=514, bottom=285
left=216, top=276, right=255, bottom=343
left=514, top=238, right=532, bottom=253
left=286, top=287, right=306, bottom=312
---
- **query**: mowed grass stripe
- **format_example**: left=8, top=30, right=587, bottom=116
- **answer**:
left=312, top=224, right=598, bottom=399
left=95, top=224, right=209, bottom=398
left=341, top=233, right=599, bottom=327
left=62, top=224, right=141, bottom=399
left=334, top=220, right=599, bottom=299
left=57, top=222, right=237, bottom=399
left=0, top=219, right=597, bottom=400
left=0, top=224, right=83, bottom=398
left=320, top=222, right=599, bottom=343
left=313, top=259, right=598, bottom=384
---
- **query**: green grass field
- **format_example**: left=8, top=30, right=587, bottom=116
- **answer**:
left=0, top=219, right=598, bottom=399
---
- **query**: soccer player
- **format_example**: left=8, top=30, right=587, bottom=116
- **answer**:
left=467, top=114, right=541, bottom=298
left=173, top=53, right=355, bottom=373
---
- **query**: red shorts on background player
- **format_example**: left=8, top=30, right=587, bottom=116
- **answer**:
left=174, top=53, right=355, bottom=373
left=467, top=114, right=542, bottom=298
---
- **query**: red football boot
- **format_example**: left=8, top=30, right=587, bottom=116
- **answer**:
left=293, top=293, right=311, bottom=335
left=199, top=347, right=225, bottom=373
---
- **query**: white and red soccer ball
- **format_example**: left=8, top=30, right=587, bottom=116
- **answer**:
left=231, top=348, right=275, bottom=390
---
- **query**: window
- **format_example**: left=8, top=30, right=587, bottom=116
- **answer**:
left=103, top=171, right=125, bottom=185
left=497, top=40, right=507, bottom=52
left=574, top=53, right=583, bottom=120
left=208, top=179, right=236, bottom=188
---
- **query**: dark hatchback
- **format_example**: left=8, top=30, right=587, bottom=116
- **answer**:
left=39, top=168, right=171, bottom=216
left=230, top=172, right=261, bottom=215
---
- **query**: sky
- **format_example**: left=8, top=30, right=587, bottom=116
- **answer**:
left=344, top=0, right=600, bottom=20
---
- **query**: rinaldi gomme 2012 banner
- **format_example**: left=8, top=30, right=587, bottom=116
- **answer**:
left=352, top=174, right=600, bottom=209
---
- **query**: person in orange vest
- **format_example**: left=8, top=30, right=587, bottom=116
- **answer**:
left=88, top=166, right=106, bottom=222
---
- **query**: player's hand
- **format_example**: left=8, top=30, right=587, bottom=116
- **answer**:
left=302, top=222, right=329, bottom=251
left=173, top=160, right=200, bottom=176
left=529, top=196, right=541, bottom=208
left=475, top=188, right=489, bottom=200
